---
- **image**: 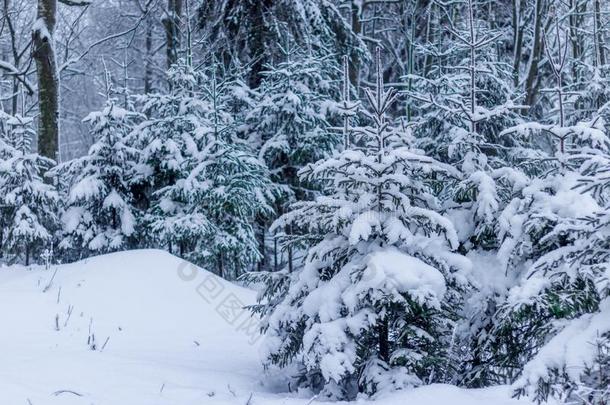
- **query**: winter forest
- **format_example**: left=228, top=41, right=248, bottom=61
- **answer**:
left=0, top=0, right=609, bottom=404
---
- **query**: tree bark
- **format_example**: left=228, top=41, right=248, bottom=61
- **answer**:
left=144, top=16, right=153, bottom=93
left=247, top=0, right=273, bottom=88
left=163, top=0, right=183, bottom=69
left=512, top=0, right=525, bottom=88
left=33, top=0, right=59, bottom=161
left=3, top=0, right=21, bottom=115
left=523, top=0, right=544, bottom=113
left=568, top=0, right=583, bottom=82
left=349, top=0, right=362, bottom=90
left=378, top=318, right=389, bottom=362
left=594, top=0, right=606, bottom=66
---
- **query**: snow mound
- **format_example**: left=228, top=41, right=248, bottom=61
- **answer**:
left=0, top=250, right=261, bottom=405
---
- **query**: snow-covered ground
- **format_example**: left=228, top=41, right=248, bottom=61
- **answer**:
left=0, top=250, right=539, bottom=405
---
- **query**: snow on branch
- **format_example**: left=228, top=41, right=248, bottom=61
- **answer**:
left=0, top=60, right=34, bottom=95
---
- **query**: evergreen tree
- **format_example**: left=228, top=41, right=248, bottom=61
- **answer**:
left=404, top=1, right=528, bottom=386
left=197, top=0, right=363, bottom=87
left=152, top=66, right=277, bottom=278
left=504, top=122, right=610, bottom=403
left=56, top=101, right=140, bottom=256
left=246, top=45, right=344, bottom=272
left=247, top=44, right=342, bottom=203
left=485, top=110, right=609, bottom=387
left=407, top=0, right=523, bottom=251
left=249, top=50, right=468, bottom=399
left=130, top=61, right=206, bottom=251
left=0, top=114, right=59, bottom=265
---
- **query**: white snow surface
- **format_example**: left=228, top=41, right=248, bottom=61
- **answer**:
left=0, top=249, right=539, bottom=405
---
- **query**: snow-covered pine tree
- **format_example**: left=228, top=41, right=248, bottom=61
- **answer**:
left=130, top=61, right=205, bottom=252
left=55, top=99, right=140, bottom=257
left=246, top=43, right=344, bottom=272
left=251, top=49, right=468, bottom=400
left=0, top=114, right=10, bottom=258
left=486, top=14, right=610, bottom=387
left=247, top=43, right=341, bottom=203
left=406, top=0, right=523, bottom=252
left=196, top=0, right=363, bottom=87
left=403, top=0, right=527, bottom=387
left=0, top=114, right=59, bottom=265
left=152, top=65, right=277, bottom=278
left=507, top=136, right=610, bottom=404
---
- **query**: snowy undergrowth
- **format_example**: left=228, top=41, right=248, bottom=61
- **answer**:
left=0, top=250, right=539, bottom=405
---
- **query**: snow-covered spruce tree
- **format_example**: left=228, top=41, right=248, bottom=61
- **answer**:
left=486, top=24, right=610, bottom=386
left=504, top=128, right=610, bottom=403
left=196, top=0, right=363, bottom=87
left=129, top=61, right=205, bottom=251
left=406, top=0, right=523, bottom=252
left=0, top=111, right=13, bottom=259
left=54, top=100, right=140, bottom=257
left=404, top=0, right=527, bottom=387
left=152, top=66, right=277, bottom=278
left=242, top=56, right=359, bottom=337
left=482, top=21, right=609, bottom=376
left=251, top=50, right=468, bottom=400
left=0, top=114, right=59, bottom=265
left=247, top=44, right=341, bottom=203
left=246, top=44, right=343, bottom=273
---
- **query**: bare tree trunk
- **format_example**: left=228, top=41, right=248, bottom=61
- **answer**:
left=468, top=0, right=476, bottom=134
left=144, top=16, right=153, bottom=93
left=247, top=0, right=273, bottom=88
left=423, top=2, right=433, bottom=76
left=3, top=0, right=20, bottom=115
left=568, top=0, right=583, bottom=82
left=512, top=0, right=525, bottom=88
left=349, top=0, right=362, bottom=89
left=163, top=0, right=183, bottom=69
left=33, top=0, right=59, bottom=161
left=273, top=234, right=278, bottom=272
left=523, top=0, right=544, bottom=113
left=594, top=0, right=605, bottom=66
left=217, top=253, right=224, bottom=279
left=257, top=223, right=265, bottom=272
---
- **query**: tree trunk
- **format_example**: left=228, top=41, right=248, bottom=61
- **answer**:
left=378, top=318, right=389, bottom=362
left=33, top=0, right=59, bottom=161
left=247, top=0, right=273, bottom=88
left=523, top=0, right=543, bottom=113
left=3, top=0, right=21, bottom=115
left=594, top=0, right=606, bottom=66
left=273, top=234, right=278, bottom=272
left=349, top=0, right=362, bottom=90
left=568, top=0, right=582, bottom=83
left=218, top=253, right=224, bottom=279
left=163, top=0, right=183, bottom=69
left=257, top=223, right=265, bottom=271
left=512, top=0, right=525, bottom=88
left=144, top=16, right=153, bottom=93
